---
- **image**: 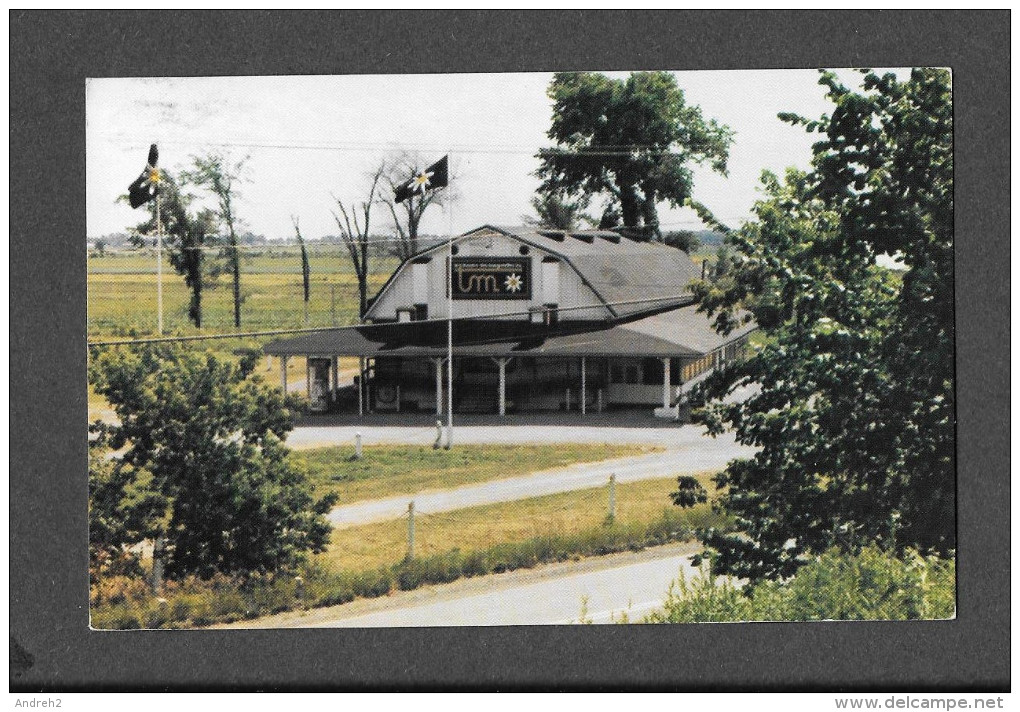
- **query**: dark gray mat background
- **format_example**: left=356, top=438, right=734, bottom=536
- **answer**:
left=10, top=10, right=1010, bottom=691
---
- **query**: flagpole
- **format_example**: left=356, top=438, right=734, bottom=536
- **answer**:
left=156, top=190, right=163, bottom=335
left=445, top=156, right=454, bottom=450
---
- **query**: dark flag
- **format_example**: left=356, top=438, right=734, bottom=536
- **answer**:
left=394, top=155, right=448, bottom=203
left=128, top=144, right=161, bottom=208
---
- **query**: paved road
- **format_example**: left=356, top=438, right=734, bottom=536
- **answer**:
left=286, top=384, right=760, bottom=451
left=327, top=437, right=752, bottom=527
left=214, top=542, right=702, bottom=628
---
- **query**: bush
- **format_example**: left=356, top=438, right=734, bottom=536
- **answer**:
left=643, top=547, right=956, bottom=623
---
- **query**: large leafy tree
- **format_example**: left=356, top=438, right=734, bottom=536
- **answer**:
left=686, top=69, right=954, bottom=582
left=88, top=346, right=337, bottom=588
left=129, top=171, right=218, bottom=328
left=522, top=192, right=592, bottom=230
left=536, top=71, right=733, bottom=238
left=181, top=153, right=249, bottom=328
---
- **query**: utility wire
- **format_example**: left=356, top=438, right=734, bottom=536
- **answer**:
left=98, top=134, right=731, bottom=158
left=98, top=216, right=747, bottom=249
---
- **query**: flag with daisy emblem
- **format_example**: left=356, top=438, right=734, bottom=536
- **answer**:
left=128, top=144, right=161, bottom=209
left=394, top=155, right=448, bottom=203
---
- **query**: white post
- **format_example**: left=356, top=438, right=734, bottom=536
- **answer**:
left=580, top=357, right=587, bottom=416
left=156, top=190, right=163, bottom=335
left=433, top=358, right=444, bottom=415
left=407, top=501, right=415, bottom=560
left=608, top=474, right=617, bottom=522
left=332, top=356, right=339, bottom=394
left=662, top=358, right=671, bottom=408
left=280, top=355, right=289, bottom=394
left=446, top=162, right=454, bottom=450
left=355, top=432, right=362, bottom=460
left=306, top=357, right=312, bottom=399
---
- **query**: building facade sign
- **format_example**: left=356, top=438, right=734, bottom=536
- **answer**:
left=450, top=257, right=531, bottom=300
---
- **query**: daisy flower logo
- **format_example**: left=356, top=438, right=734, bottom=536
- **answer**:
left=411, top=169, right=434, bottom=194
left=504, top=273, right=523, bottom=292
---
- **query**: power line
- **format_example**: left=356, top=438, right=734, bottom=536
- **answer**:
left=98, top=133, right=732, bottom=158
left=95, top=216, right=748, bottom=249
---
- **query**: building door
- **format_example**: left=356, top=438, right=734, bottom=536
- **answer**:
left=307, top=358, right=332, bottom=413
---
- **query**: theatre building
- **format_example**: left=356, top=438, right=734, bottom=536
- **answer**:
left=263, top=225, right=755, bottom=419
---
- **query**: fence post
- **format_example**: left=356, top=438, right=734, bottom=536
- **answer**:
left=407, top=501, right=415, bottom=560
left=608, top=474, right=617, bottom=523
left=355, top=432, right=363, bottom=460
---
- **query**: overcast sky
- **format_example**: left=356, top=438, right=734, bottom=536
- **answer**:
left=86, top=69, right=893, bottom=241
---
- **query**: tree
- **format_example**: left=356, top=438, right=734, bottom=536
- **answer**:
left=522, top=192, right=592, bottom=230
left=129, top=171, right=217, bottom=328
left=685, top=69, right=954, bottom=582
left=88, top=345, right=337, bottom=588
left=536, top=71, right=733, bottom=239
left=182, top=153, right=249, bottom=328
left=292, top=216, right=311, bottom=324
left=662, top=230, right=700, bottom=254
left=333, top=165, right=384, bottom=319
left=381, top=153, right=452, bottom=261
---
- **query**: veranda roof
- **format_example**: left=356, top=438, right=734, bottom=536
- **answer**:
left=264, top=304, right=755, bottom=360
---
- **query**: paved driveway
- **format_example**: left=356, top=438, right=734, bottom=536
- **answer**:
left=327, top=438, right=752, bottom=527
left=213, top=542, right=704, bottom=628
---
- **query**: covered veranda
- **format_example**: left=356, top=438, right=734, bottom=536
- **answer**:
left=263, top=306, right=754, bottom=419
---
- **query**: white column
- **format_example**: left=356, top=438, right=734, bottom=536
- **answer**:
left=280, top=355, right=288, bottom=394
left=358, top=357, right=365, bottom=416
left=331, top=356, right=339, bottom=395
left=662, top=357, right=671, bottom=408
left=580, top=357, right=587, bottom=416
left=306, top=357, right=312, bottom=399
left=433, top=358, right=444, bottom=415
left=497, top=358, right=508, bottom=417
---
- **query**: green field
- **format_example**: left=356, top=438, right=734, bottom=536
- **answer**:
left=87, top=247, right=400, bottom=337
left=296, top=443, right=660, bottom=503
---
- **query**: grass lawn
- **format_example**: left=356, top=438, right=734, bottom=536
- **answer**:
left=319, top=473, right=720, bottom=572
left=296, top=443, right=659, bottom=504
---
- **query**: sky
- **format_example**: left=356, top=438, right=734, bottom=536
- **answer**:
left=86, top=69, right=892, bottom=241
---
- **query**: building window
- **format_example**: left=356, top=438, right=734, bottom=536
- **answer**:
left=610, top=363, right=624, bottom=384
left=626, top=363, right=640, bottom=384
left=641, top=358, right=661, bottom=385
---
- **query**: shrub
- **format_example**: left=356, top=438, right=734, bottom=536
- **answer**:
left=642, top=547, right=956, bottom=623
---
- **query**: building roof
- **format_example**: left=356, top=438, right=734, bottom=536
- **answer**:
left=369, top=225, right=703, bottom=320
left=264, top=304, right=756, bottom=359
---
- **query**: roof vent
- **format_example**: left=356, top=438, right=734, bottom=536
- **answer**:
left=594, top=232, right=621, bottom=244
left=537, top=230, right=566, bottom=241
left=568, top=232, right=595, bottom=243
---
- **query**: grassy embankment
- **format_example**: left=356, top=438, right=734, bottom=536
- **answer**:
left=90, top=468, right=723, bottom=629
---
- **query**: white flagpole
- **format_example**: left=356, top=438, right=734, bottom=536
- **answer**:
left=156, top=189, right=163, bottom=335
left=445, top=156, right=454, bottom=450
